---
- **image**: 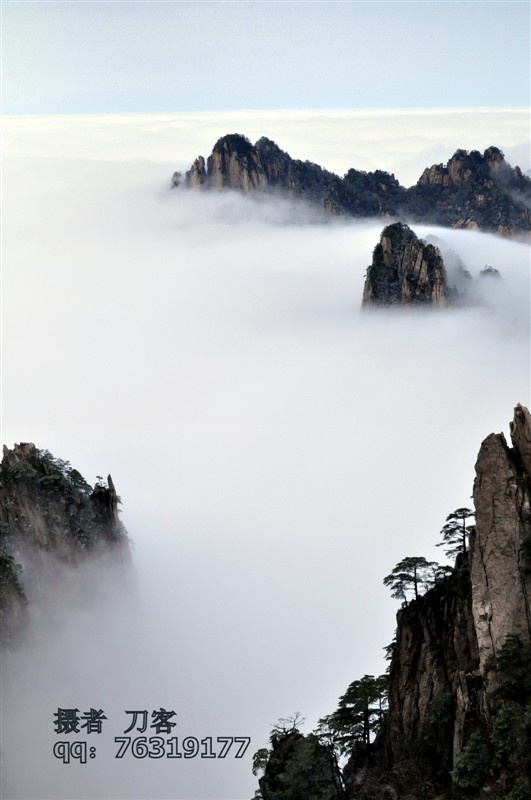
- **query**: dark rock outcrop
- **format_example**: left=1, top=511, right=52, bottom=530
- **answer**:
left=386, top=559, right=479, bottom=769
left=258, top=729, right=343, bottom=800
left=361, top=223, right=448, bottom=307
left=179, top=136, right=531, bottom=236
left=181, top=134, right=405, bottom=217
left=377, top=404, right=531, bottom=797
left=410, top=146, right=531, bottom=236
left=0, top=443, right=130, bottom=644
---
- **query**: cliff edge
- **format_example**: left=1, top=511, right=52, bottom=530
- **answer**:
left=255, top=406, right=531, bottom=799
left=0, top=443, right=130, bottom=644
left=377, top=404, right=531, bottom=798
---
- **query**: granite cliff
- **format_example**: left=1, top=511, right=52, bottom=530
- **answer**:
left=176, top=135, right=531, bottom=237
left=470, top=405, right=531, bottom=682
left=361, top=224, right=506, bottom=309
left=0, top=443, right=130, bottom=644
left=254, top=406, right=531, bottom=799
left=414, top=147, right=531, bottom=236
left=361, top=222, right=448, bottom=307
left=378, top=405, right=531, bottom=798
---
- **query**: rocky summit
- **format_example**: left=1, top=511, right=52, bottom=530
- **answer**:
left=361, top=222, right=448, bottom=307
left=414, top=146, right=531, bottom=236
left=176, top=135, right=531, bottom=236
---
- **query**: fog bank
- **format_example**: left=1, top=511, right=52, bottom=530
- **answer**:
left=1, top=111, right=529, bottom=799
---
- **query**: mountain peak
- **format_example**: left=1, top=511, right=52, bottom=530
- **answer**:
left=362, top=223, right=448, bottom=307
left=177, top=137, right=531, bottom=236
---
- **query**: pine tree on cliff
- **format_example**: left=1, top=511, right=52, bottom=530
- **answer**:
left=252, top=714, right=344, bottom=800
left=383, top=556, right=440, bottom=601
left=436, top=507, right=475, bottom=560
left=317, top=674, right=388, bottom=755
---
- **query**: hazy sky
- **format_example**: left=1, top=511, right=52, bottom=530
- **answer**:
left=2, top=0, right=530, bottom=114
left=1, top=109, right=530, bottom=799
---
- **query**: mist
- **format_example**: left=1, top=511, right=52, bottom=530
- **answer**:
left=1, top=111, right=529, bottom=799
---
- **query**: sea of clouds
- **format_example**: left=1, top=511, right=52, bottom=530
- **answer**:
left=1, top=109, right=530, bottom=799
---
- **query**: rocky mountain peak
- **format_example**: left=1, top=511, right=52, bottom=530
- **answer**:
left=418, top=146, right=505, bottom=187
left=178, top=137, right=531, bottom=235
left=205, top=133, right=268, bottom=192
left=484, top=145, right=506, bottom=170
left=361, top=222, right=448, bottom=307
left=415, top=147, right=531, bottom=234
left=184, top=155, right=206, bottom=188
left=255, top=136, right=291, bottom=188
left=510, top=402, right=531, bottom=477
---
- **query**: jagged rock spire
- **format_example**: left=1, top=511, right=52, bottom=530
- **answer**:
left=361, top=222, right=448, bottom=307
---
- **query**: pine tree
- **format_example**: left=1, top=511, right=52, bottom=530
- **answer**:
left=383, top=556, right=440, bottom=602
left=436, top=507, right=475, bottom=560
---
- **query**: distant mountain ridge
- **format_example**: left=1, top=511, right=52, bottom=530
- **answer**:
left=174, top=134, right=531, bottom=237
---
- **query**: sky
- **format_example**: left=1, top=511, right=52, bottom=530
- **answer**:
left=1, top=2, right=530, bottom=799
left=1, top=0, right=530, bottom=114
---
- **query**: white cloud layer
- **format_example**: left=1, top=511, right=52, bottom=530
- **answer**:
left=4, top=107, right=530, bottom=185
left=1, top=110, right=530, bottom=799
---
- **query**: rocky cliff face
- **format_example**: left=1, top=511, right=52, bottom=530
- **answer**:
left=380, top=404, right=531, bottom=798
left=470, top=405, right=531, bottom=681
left=0, top=443, right=130, bottom=644
left=180, top=135, right=406, bottom=217
left=361, top=222, right=448, bottom=307
left=253, top=406, right=531, bottom=800
left=182, top=133, right=345, bottom=209
left=413, top=146, right=531, bottom=236
left=206, top=135, right=269, bottom=192
left=386, top=561, right=479, bottom=770
left=184, top=156, right=206, bottom=188
left=177, top=136, right=531, bottom=236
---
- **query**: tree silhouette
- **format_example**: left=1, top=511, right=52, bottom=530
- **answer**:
left=383, top=556, right=440, bottom=602
left=436, top=507, right=475, bottom=560
left=253, top=713, right=344, bottom=800
left=317, top=674, right=388, bottom=754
